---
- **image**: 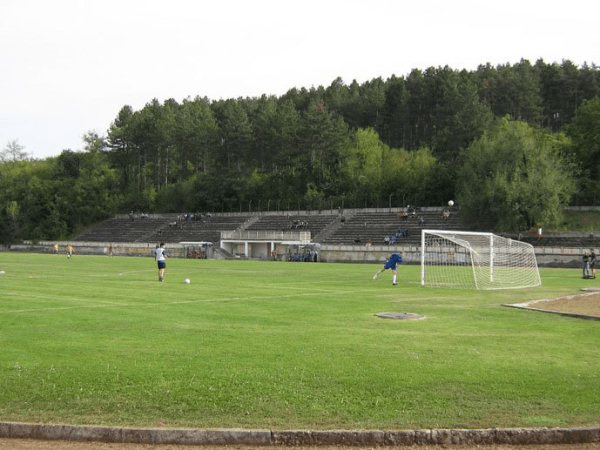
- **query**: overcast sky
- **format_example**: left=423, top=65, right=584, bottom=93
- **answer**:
left=1, top=0, right=599, bottom=159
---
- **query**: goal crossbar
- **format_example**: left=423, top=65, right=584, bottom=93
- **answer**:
left=421, top=229, right=541, bottom=290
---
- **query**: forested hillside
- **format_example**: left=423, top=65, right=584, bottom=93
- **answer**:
left=1, top=58, right=599, bottom=242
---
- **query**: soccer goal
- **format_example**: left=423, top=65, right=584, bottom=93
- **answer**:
left=421, top=230, right=541, bottom=290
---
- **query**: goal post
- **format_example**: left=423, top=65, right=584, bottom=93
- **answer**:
left=421, top=229, right=541, bottom=290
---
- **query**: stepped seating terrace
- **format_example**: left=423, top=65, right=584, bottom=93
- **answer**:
left=75, top=215, right=178, bottom=243
left=507, top=232, right=598, bottom=249
left=320, top=209, right=463, bottom=246
left=73, top=209, right=597, bottom=250
left=145, top=214, right=253, bottom=244
left=245, top=214, right=337, bottom=237
left=75, top=214, right=253, bottom=244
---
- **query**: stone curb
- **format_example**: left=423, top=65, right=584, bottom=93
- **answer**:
left=1, top=422, right=599, bottom=446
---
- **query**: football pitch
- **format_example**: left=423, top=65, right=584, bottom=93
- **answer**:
left=1, top=252, right=599, bottom=430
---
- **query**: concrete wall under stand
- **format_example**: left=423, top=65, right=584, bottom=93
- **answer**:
left=6, top=240, right=596, bottom=269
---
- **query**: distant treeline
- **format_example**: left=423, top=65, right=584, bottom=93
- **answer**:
left=1, top=58, right=599, bottom=242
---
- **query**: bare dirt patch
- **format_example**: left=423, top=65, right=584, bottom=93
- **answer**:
left=504, top=289, right=600, bottom=319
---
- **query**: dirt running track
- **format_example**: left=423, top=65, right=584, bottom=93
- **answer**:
left=503, top=289, right=600, bottom=319
left=2, top=293, right=598, bottom=450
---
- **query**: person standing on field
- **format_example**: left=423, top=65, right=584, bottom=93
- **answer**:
left=154, top=243, right=167, bottom=282
left=582, top=250, right=591, bottom=278
left=590, top=248, right=597, bottom=279
left=65, top=243, right=74, bottom=260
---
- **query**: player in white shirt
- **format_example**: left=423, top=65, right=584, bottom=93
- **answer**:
left=154, top=243, right=167, bottom=282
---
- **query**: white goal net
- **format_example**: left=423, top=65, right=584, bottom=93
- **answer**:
left=421, top=230, right=541, bottom=290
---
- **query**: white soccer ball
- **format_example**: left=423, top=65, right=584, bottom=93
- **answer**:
left=183, top=278, right=191, bottom=284
left=448, top=200, right=454, bottom=207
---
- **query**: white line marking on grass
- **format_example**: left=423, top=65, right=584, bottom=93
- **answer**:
left=1, top=273, right=393, bottom=315
left=0, top=288, right=350, bottom=314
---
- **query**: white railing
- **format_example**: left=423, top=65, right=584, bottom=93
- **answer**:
left=221, top=230, right=311, bottom=242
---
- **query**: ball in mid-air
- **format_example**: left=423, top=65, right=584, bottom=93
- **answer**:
left=183, top=278, right=191, bottom=284
left=448, top=200, right=454, bottom=206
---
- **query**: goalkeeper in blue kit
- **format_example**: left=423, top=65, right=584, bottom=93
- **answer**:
left=372, top=252, right=403, bottom=285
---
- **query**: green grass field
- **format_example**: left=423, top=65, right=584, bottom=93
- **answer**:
left=1, top=252, right=599, bottom=430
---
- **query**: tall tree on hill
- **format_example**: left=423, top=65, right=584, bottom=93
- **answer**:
left=355, top=77, right=386, bottom=129
left=134, top=100, right=168, bottom=192
left=323, top=77, right=349, bottom=117
left=577, top=62, right=600, bottom=104
left=457, top=117, right=575, bottom=231
left=154, top=98, right=177, bottom=189
left=322, top=77, right=386, bottom=131
left=535, top=59, right=597, bottom=131
left=298, top=99, right=350, bottom=206
left=250, top=98, right=302, bottom=209
left=422, top=67, right=492, bottom=160
left=404, top=68, right=428, bottom=150
left=536, top=59, right=566, bottom=130
left=483, top=60, right=543, bottom=124
left=248, top=95, right=282, bottom=172
left=379, top=67, right=491, bottom=161
left=211, top=98, right=253, bottom=173
left=565, top=97, right=600, bottom=205
left=535, top=60, right=598, bottom=131
left=341, top=128, right=387, bottom=207
left=173, top=97, right=219, bottom=179
left=107, top=99, right=176, bottom=210
left=378, top=74, right=409, bottom=149
left=106, top=105, right=137, bottom=190
left=383, top=145, right=437, bottom=208
left=55, top=150, right=120, bottom=233
left=0, top=160, right=29, bottom=243
left=341, top=128, right=438, bottom=209
left=272, top=99, right=302, bottom=172
left=280, top=85, right=324, bottom=113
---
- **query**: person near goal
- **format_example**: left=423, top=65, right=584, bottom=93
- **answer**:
left=582, top=250, right=591, bottom=278
left=372, top=252, right=403, bottom=285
